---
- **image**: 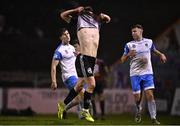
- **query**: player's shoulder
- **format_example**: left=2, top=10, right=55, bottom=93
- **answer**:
left=55, top=44, right=64, bottom=52
left=68, top=44, right=75, bottom=51
left=126, top=40, right=135, bottom=46
left=143, top=38, right=153, bottom=43
left=69, top=44, right=75, bottom=48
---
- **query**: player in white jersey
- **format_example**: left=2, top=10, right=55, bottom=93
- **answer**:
left=120, top=24, right=167, bottom=125
left=51, top=28, right=84, bottom=119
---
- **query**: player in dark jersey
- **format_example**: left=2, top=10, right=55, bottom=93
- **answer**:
left=58, top=6, right=111, bottom=122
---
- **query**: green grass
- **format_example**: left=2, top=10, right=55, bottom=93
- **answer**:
left=0, top=113, right=180, bottom=125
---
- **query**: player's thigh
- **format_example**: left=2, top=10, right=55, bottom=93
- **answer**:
left=74, top=78, right=85, bottom=92
left=64, top=76, right=77, bottom=90
left=130, top=76, right=141, bottom=94
left=142, top=74, right=155, bottom=91
left=84, top=76, right=95, bottom=88
left=75, top=54, right=96, bottom=78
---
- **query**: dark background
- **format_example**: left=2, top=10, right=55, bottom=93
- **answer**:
left=0, top=0, right=179, bottom=72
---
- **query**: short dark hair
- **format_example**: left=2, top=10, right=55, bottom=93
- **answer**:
left=84, top=6, right=93, bottom=12
left=82, top=6, right=101, bottom=15
left=59, top=28, right=68, bottom=36
left=131, top=24, right=143, bottom=30
left=81, top=6, right=94, bottom=15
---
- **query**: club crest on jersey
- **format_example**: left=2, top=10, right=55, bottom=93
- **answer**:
left=87, top=67, right=92, bottom=74
left=132, top=44, right=136, bottom=48
left=65, top=50, right=68, bottom=54
left=145, top=43, right=148, bottom=47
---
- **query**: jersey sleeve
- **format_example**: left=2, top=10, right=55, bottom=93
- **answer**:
left=123, top=44, right=129, bottom=55
left=150, top=41, right=156, bottom=51
left=53, top=51, right=63, bottom=60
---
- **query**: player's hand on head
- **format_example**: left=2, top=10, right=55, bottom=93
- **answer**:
left=100, top=13, right=111, bottom=23
left=51, top=82, right=57, bottom=90
left=160, top=53, right=167, bottom=63
left=75, top=6, right=84, bottom=13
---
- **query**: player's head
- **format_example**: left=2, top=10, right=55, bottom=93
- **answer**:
left=59, top=28, right=70, bottom=44
left=84, top=6, right=93, bottom=12
left=131, top=24, right=143, bottom=41
left=80, top=6, right=94, bottom=15
left=79, top=0, right=102, bottom=15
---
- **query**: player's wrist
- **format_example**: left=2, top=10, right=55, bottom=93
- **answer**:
left=159, top=53, right=164, bottom=57
left=52, top=81, right=57, bottom=84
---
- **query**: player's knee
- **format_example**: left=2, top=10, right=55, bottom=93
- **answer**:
left=88, top=83, right=96, bottom=90
left=86, top=79, right=96, bottom=89
left=146, top=93, right=154, bottom=101
left=134, top=93, right=141, bottom=101
left=74, top=85, right=83, bottom=93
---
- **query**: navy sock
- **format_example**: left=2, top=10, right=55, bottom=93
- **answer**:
left=64, top=88, right=78, bottom=105
left=84, top=91, right=92, bottom=109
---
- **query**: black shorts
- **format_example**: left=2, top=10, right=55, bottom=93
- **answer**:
left=75, top=54, right=96, bottom=77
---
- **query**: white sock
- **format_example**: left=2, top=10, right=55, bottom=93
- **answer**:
left=148, top=100, right=156, bottom=119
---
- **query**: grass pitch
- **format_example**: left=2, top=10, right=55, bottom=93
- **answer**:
left=0, top=113, right=180, bottom=125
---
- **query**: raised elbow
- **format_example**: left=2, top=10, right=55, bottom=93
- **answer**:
left=60, top=13, right=65, bottom=20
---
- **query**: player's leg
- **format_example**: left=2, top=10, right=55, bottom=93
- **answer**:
left=130, top=76, right=142, bottom=123
left=58, top=78, right=84, bottom=119
left=62, top=76, right=80, bottom=112
left=143, top=74, right=160, bottom=125
left=61, top=53, right=87, bottom=110
left=74, top=54, right=96, bottom=122
left=80, top=76, right=95, bottom=122
left=58, top=76, right=77, bottom=119
left=76, top=88, right=85, bottom=119
left=62, top=98, right=80, bottom=119
left=64, top=96, right=81, bottom=111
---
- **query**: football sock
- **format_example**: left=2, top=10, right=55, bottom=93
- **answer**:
left=84, top=91, right=92, bottom=109
left=64, top=88, right=78, bottom=105
left=148, top=100, right=157, bottom=119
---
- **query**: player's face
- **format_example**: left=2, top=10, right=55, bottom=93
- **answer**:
left=60, top=30, right=70, bottom=44
left=131, top=28, right=143, bottom=41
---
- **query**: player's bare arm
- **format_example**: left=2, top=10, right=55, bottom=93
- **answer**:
left=51, top=59, right=59, bottom=90
left=60, top=6, right=84, bottom=23
left=121, top=50, right=136, bottom=63
left=153, top=49, right=167, bottom=63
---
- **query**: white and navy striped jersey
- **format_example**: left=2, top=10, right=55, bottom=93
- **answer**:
left=53, top=43, right=77, bottom=82
left=123, top=38, right=156, bottom=76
